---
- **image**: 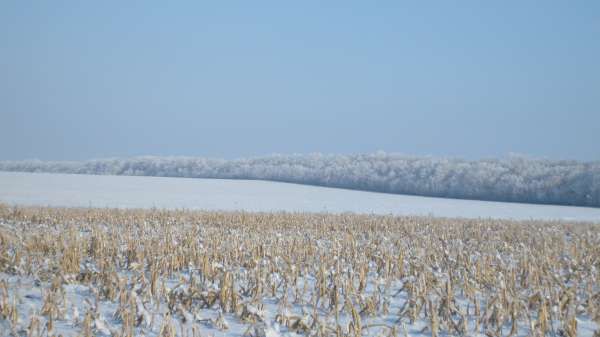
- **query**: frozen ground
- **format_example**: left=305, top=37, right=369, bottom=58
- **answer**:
left=1, top=171, right=600, bottom=221
left=0, top=208, right=598, bottom=337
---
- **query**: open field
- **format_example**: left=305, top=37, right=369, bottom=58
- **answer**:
left=0, top=205, right=599, bottom=336
left=2, top=172, right=600, bottom=222
left=2, top=153, right=599, bottom=207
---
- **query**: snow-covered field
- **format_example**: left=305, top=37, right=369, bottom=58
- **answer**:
left=0, top=207, right=599, bottom=337
left=1, top=171, right=600, bottom=222
left=1, top=173, right=600, bottom=336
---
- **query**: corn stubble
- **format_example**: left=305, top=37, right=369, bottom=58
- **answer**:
left=0, top=204, right=599, bottom=336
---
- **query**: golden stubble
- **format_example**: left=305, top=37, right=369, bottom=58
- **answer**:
left=0, top=204, right=599, bottom=336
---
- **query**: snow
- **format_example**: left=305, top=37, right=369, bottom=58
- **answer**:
left=1, top=171, right=600, bottom=222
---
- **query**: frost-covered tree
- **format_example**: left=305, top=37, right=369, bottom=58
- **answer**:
left=1, top=153, right=599, bottom=207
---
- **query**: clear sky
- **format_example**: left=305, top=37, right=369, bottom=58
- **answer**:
left=1, top=1, right=599, bottom=161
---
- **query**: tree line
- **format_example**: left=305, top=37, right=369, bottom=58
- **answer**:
left=1, top=153, right=599, bottom=207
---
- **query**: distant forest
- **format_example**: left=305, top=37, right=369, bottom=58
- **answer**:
left=2, top=153, right=599, bottom=207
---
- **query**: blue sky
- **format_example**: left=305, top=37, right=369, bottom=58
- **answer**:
left=1, top=1, right=599, bottom=161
